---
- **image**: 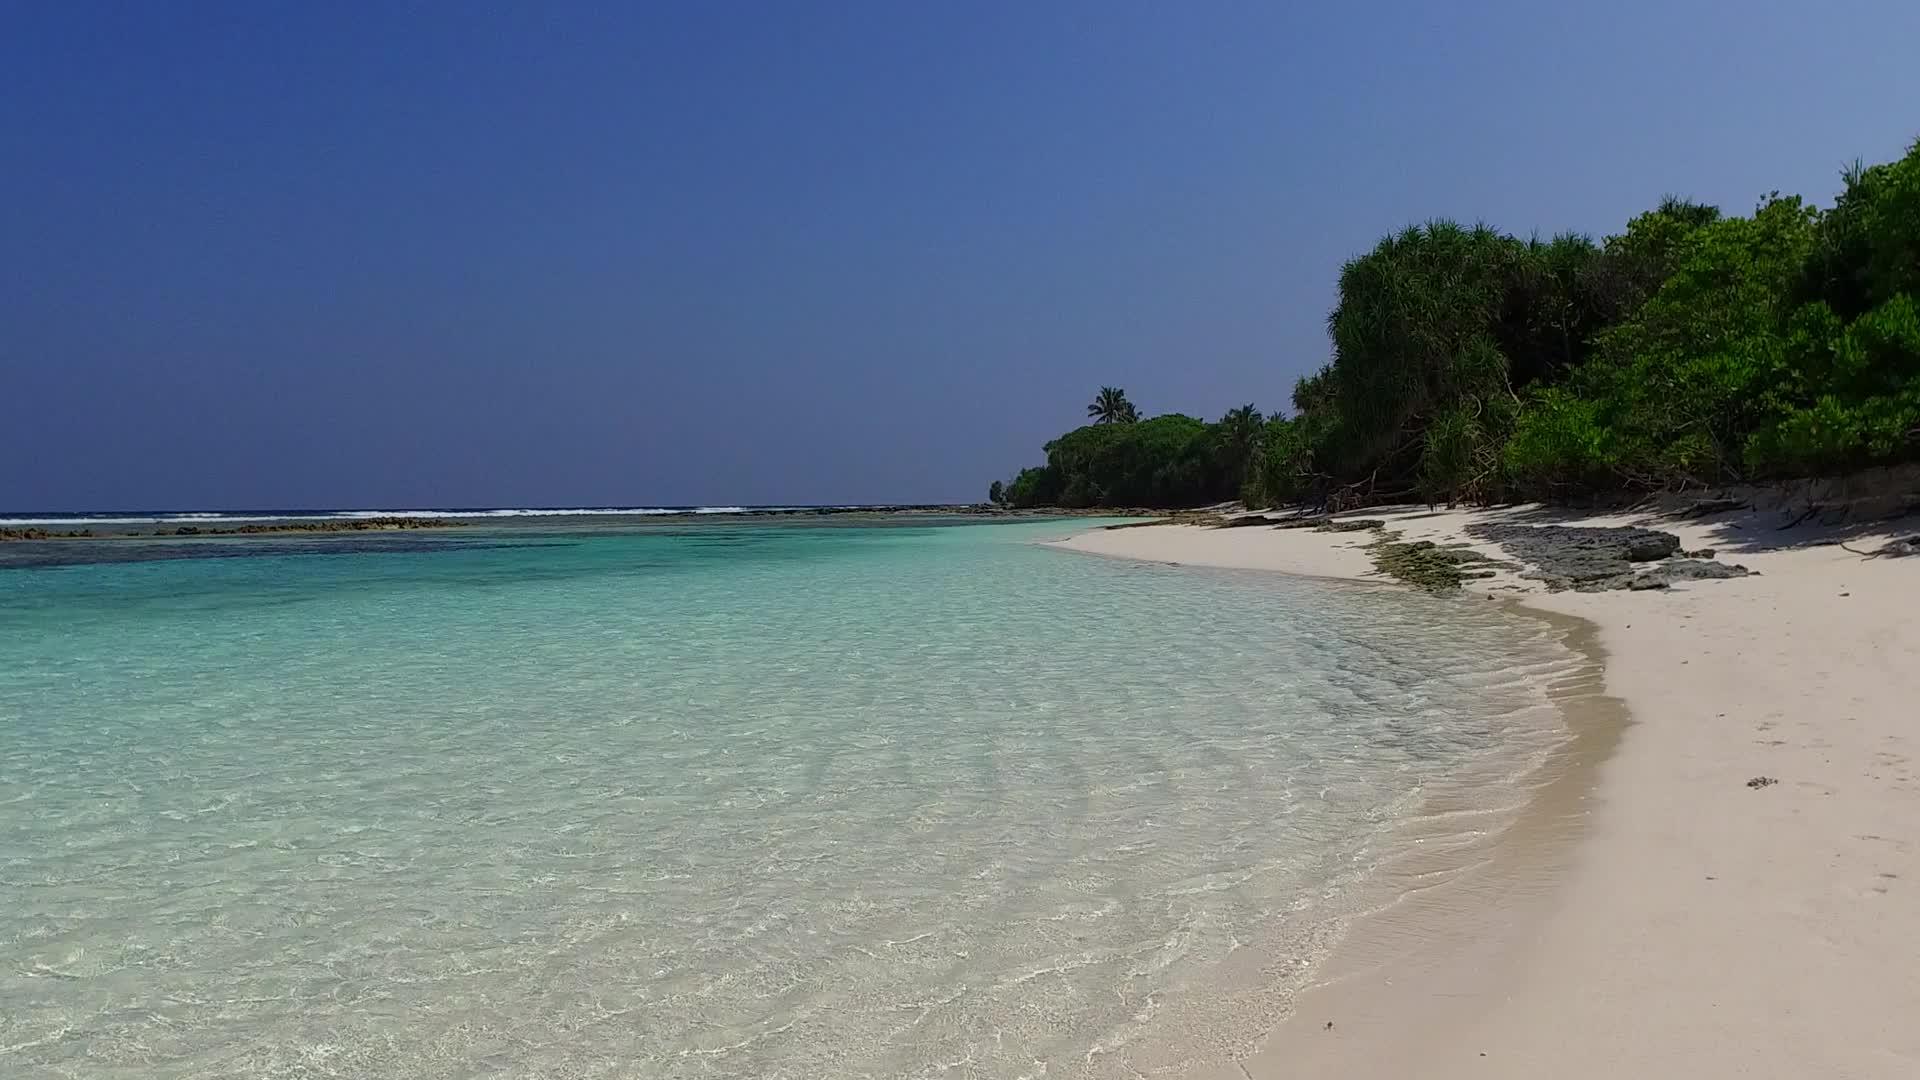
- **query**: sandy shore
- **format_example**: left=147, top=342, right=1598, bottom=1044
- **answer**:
left=1056, top=504, right=1920, bottom=1078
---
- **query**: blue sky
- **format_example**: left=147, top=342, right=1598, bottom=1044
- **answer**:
left=4, top=2, right=1917, bottom=509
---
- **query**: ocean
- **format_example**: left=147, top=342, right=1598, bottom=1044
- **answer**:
left=0, top=507, right=803, bottom=527
left=0, top=517, right=1580, bottom=1078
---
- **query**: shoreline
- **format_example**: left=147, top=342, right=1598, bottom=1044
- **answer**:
left=1221, top=601, right=1624, bottom=1080
left=0, top=507, right=1120, bottom=543
left=1053, top=504, right=1920, bottom=1078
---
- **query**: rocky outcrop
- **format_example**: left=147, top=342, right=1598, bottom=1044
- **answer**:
left=1257, top=515, right=1387, bottom=532
left=1366, top=535, right=1506, bottom=592
left=1464, top=523, right=1751, bottom=591
left=1626, top=559, right=1753, bottom=590
left=0, top=527, right=94, bottom=541
left=1318, top=518, right=1387, bottom=533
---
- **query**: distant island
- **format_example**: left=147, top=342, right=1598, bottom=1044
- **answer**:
left=991, top=139, right=1920, bottom=513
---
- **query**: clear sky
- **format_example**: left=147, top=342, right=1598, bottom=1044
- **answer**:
left=4, top=2, right=1917, bottom=510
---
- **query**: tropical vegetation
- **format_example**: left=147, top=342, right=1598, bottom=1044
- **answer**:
left=994, top=139, right=1920, bottom=510
left=1086, top=386, right=1140, bottom=425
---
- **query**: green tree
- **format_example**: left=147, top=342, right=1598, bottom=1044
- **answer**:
left=1601, top=197, right=1724, bottom=305
left=1086, top=386, right=1140, bottom=425
left=1748, top=139, right=1920, bottom=474
left=1003, top=466, right=1058, bottom=508
left=1508, top=195, right=1820, bottom=492
left=1004, top=141, right=1920, bottom=510
left=1040, top=415, right=1232, bottom=507
left=1498, top=232, right=1614, bottom=387
left=987, top=480, right=1006, bottom=506
left=1746, top=295, right=1920, bottom=473
left=1797, top=141, right=1920, bottom=319
left=1216, top=403, right=1265, bottom=496
left=1244, top=415, right=1318, bottom=507
left=1321, top=221, right=1523, bottom=499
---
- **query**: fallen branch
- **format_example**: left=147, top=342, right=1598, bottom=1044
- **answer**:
left=1777, top=505, right=1821, bottom=531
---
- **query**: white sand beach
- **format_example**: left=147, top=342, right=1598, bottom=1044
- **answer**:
left=1058, top=505, right=1920, bottom=1078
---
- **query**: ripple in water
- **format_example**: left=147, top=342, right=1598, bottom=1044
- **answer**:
left=0, top=521, right=1580, bottom=1077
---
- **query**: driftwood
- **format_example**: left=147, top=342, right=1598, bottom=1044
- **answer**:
left=1777, top=505, right=1822, bottom=531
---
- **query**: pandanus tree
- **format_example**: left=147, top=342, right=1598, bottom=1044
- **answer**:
left=1324, top=220, right=1524, bottom=501
left=1086, top=386, right=1139, bottom=425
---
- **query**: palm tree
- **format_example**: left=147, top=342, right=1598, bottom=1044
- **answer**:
left=1218, top=403, right=1264, bottom=492
left=1087, top=386, right=1139, bottom=425
left=1220, top=404, right=1263, bottom=458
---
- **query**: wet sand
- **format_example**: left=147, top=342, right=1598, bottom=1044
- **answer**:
left=1057, top=504, right=1920, bottom=1078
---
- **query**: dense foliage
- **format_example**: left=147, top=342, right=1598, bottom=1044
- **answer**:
left=1004, top=412, right=1244, bottom=508
left=996, top=139, right=1920, bottom=509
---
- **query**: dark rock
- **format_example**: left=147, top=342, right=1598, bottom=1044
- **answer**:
left=1625, top=534, right=1681, bottom=561
left=1621, top=560, right=1754, bottom=590
left=1103, top=511, right=1229, bottom=529
left=0, top=526, right=95, bottom=542
left=1465, top=524, right=1705, bottom=591
left=1317, top=518, right=1386, bottom=533
left=1680, top=548, right=1716, bottom=559
left=1256, top=513, right=1387, bottom=532
left=1746, top=776, right=1779, bottom=789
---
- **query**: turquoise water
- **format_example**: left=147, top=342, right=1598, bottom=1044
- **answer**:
left=0, top=520, right=1579, bottom=1078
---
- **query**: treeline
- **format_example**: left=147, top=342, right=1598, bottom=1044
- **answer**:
left=994, top=139, right=1920, bottom=510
